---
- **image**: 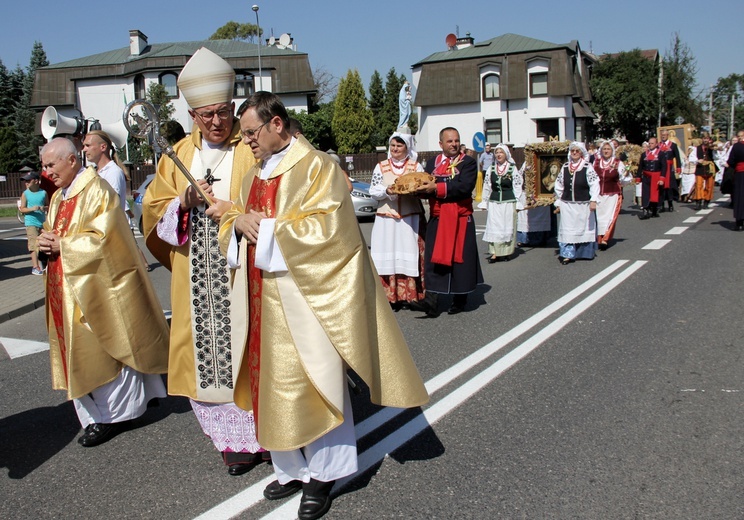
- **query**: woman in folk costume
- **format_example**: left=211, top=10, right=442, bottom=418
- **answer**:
left=478, top=144, right=524, bottom=262
left=369, top=132, right=427, bottom=309
left=142, top=48, right=266, bottom=475
left=554, top=142, right=600, bottom=265
left=593, top=140, right=632, bottom=250
left=680, top=144, right=697, bottom=202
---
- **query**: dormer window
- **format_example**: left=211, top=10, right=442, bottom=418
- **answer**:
left=482, top=74, right=500, bottom=100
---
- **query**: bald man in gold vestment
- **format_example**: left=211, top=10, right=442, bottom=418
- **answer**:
left=217, top=92, right=428, bottom=520
left=38, top=138, right=169, bottom=448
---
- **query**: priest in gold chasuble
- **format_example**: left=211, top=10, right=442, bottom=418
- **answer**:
left=217, top=92, right=429, bottom=517
left=141, top=47, right=265, bottom=474
left=39, top=138, right=169, bottom=448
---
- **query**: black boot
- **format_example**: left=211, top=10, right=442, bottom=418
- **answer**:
left=668, top=202, right=674, bottom=212
left=650, top=204, right=659, bottom=217
left=638, top=209, right=650, bottom=220
left=703, top=200, right=709, bottom=209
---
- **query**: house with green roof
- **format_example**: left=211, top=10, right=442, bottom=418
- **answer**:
left=31, top=30, right=316, bottom=140
left=411, top=33, right=596, bottom=150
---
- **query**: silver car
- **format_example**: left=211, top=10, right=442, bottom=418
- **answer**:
left=350, top=179, right=375, bottom=219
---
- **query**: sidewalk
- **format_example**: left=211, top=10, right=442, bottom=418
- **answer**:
left=0, top=229, right=46, bottom=323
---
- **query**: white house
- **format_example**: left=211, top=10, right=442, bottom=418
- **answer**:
left=412, top=33, right=596, bottom=150
left=31, top=30, right=316, bottom=140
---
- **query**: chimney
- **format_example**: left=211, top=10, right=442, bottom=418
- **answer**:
left=129, top=30, right=148, bottom=56
left=455, top=32, right=474, bottom=49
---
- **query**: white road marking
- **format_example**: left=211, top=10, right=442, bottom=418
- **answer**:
left=0, top=337, right=49, bottom=358
left=259, top=260, right=648, bottom=520
left=683, top=217, right=703, bottom=224
left=1, top=311, right=173, bottom=359
left=697, top=209, right=714, bottom=215
left=195, top=260, right=642, bottom=520
left=642, top=239, right=672, bottom=250
left=665, top=227, right=688, bottom=235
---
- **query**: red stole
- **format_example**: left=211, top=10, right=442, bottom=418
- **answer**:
left=48, top=196, right=79, bottom=382
left=245, top=175, right=281, bottom=429
left=430, top=153, right=472, bottom=266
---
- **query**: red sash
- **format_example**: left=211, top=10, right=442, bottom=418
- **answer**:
left=430, top=154, right=471, bottom=266
left=48, top=196, right=79, bottom=382
left=245, top=175, right=281, bottom=429
left=642, top=171, right=661, bottom=203
left=736, top=163, right=744, bottom=173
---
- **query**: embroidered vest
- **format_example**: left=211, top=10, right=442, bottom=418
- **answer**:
left=488, top=164, right=516, bottom=202
left=376, top=160, right=424, bottom=218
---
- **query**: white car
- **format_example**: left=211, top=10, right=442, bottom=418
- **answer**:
left=130, top=174, right=154, bottom=234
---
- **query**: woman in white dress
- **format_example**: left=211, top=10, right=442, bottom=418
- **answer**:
left=680, top=144, right=696, bottom=202
left=554, top=142, right=600, bottom=265
left=478, top=144, right=524, bottom=262
left=369, top=133, right=426, bottom=309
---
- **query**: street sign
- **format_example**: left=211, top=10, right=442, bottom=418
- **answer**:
left=472, top=132, right=486, bottom=153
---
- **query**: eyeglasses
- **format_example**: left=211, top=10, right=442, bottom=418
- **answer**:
left=241, top=121, right=270, bottom=140
left=194, top=107, right=233, bottom=122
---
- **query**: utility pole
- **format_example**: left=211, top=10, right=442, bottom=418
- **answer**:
left=730, top=93, right=736, bottom=138
left=708, top=85, right=714, bottom=131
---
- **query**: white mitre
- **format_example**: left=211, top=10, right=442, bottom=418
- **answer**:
left=178, top=47, right=235, bottom=109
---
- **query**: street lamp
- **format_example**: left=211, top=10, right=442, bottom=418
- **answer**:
left=252, top=5, right=262, bottom=92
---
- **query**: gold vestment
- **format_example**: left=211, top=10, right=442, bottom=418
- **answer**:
left=45, top=167, right=169, bottom=399
left=142, top=121, right=256, bottom=400
left=220, top=136, right=429, bottom=450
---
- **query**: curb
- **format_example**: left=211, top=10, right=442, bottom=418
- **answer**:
left=0, top=297, right=46, bottom=324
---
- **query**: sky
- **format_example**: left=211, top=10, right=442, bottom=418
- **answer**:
left=0, top=0, right=738, bottom=100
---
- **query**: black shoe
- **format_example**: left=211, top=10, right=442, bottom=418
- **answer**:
left=668, top=204, right=674, bottom=212
left=264, top=480, right=302, bottom=500
left=228, top=463, right=256, bottom=476
left=79, top=422, right=125, bottom=447
left=598, top=241, right=608, bottom=251
left=77, top=424, right=93, bottom=445
left=447, top=304, right=464, bottom=315
left=487, top=256, right=498, bottom=264
left=298, top=479, right=335, bottom=520
left=638, top=211, right=650, bottom=220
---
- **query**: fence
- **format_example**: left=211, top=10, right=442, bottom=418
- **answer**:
left=1, top=146, right=527, bottom=202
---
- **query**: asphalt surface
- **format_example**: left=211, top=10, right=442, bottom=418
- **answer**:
left=0, top=191, right=742, bottom=519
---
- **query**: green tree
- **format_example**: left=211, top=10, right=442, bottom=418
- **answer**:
left=709, top=74, right=744, bottom=139
left=288, top=102, right=336, bottom=151
left=368, top=71, right=385, bottom=147
left=589, top=49, right=659, bottom=143
left=129, top=83, right=176, bottom=163
left=661, top=33, right=703, bottom=127
left=332, top=70, right=374, bottom=153
left=210, top=21, right=262, bottom=42
left=380, top=68, right=403, bottom=141
left=15, top=42, right=49, bottom=169
left=0, top=60, right=14, bottom=124
left=0, top=126, right=19, bottom=173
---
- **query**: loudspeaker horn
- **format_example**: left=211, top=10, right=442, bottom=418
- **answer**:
left=41, top=106, right=84, bottom=140
left=98, top=120, right=130, bottom=150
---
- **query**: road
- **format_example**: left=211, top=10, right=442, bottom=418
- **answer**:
left=1, top=194, right=742, bottom=519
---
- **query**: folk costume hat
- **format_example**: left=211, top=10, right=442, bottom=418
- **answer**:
left=388, top=132, right=418, bottom=162
left=178, top=47, right=235, bottom=109
left=567, top=141, right=589, bottom=162
left=493, top=143, right=515, bottom=165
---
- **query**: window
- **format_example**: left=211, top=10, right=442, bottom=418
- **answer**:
left=536, top=119, right=559, bottom=140
left=485, top=119, right=502, bottom=145
left=530, top=72, right=548, bottom=97
left=482, top=74, right=500, bottom=100
left=134, top=74, right=146, bottom=100
left=159, top=72, right=178, bottom=98
left=234, top=73, right=254, bottom=98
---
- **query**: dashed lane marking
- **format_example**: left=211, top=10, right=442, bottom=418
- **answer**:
left=665, top=227, right=688, bottom=235
left=642, top=239, right=672, bottom=250
left=683, top=217, right=703, bottom=224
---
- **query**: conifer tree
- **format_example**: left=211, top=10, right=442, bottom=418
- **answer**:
left=332, top=69, right=373, bottom=153
left=15, top=42, right=49, bottom=169
left=368, top=71, right=385, bottom=147
left=381, top=68, right=402, bottom=141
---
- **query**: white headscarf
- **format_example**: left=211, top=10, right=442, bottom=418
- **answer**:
left=388, top=132, right=417, bottom=162
left=493, top=143, right=515, bottom=165
left=567, top=141, right=589, bottom=162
